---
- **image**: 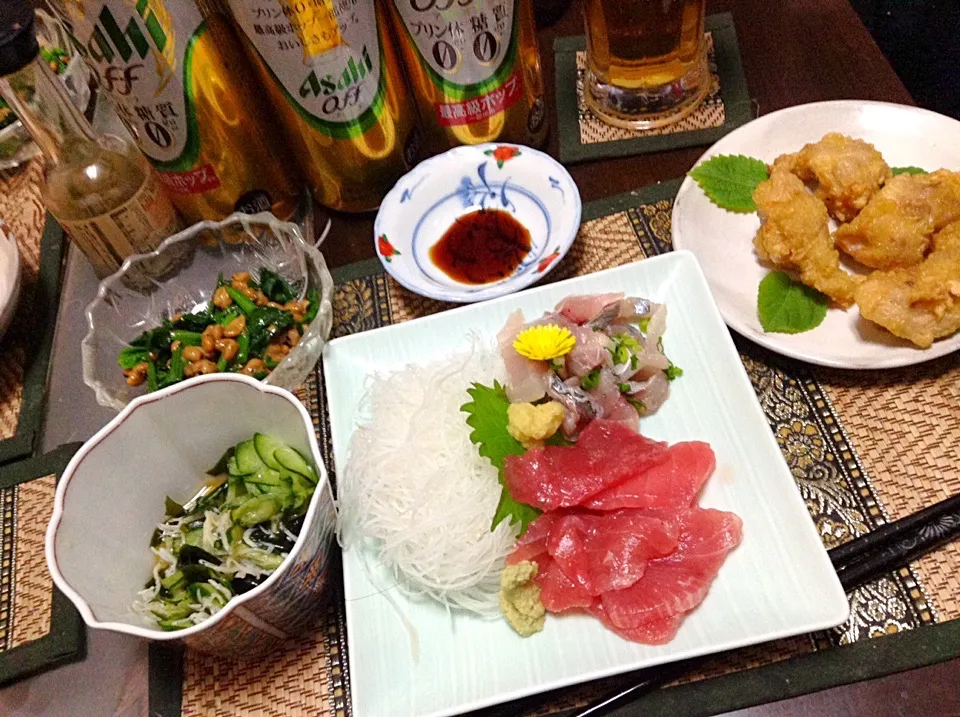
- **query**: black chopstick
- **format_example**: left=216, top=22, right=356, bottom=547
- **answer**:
left=832, top=493, right=960, bottom=592
left=828, top=492, right=960, bottom=570
left=570, top=491, right=960, bottom=717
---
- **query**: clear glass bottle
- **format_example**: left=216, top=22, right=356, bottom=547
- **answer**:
left=0, top=2, right=181, bottom=278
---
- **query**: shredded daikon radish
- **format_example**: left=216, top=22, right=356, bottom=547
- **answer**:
left=338, top=338, right=518, bottom=617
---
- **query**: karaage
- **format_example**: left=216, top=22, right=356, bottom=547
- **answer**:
left=773, top=133, right=891, bottom=222
left=855, top=219, right=960, bottom=348
left=834, top=169, right=960, bottom=270
left=753, top=168, right=860, bottom=307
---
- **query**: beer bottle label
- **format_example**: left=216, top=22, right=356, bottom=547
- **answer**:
left=393, top=0, right=523, bottom=126
left=229, top=0, right=388, bottom=139
left=58, top=1, right=220, bottom=193
left=58, top=169, right=181, bottom=278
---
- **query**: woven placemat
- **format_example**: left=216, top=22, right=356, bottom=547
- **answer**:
left=0, top=159, right=67, bottom=465
left=154, top=181, right=960, bottom=716
left=554, top=13, right=753, bottom=165
left=0, top=443, right=84, bottom=685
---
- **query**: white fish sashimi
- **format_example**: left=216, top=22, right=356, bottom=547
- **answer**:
left=556, top=293, right=625, bottom=324
left=566, top=325, right=612, bottom=377
left=497, top=309, right=549, bottom=403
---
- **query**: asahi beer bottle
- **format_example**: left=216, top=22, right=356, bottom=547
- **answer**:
left=226, top=0, right=421, bottom=213
left=51, top=0, right=302, bottom=223
left=385, top=0, right=548, bottom=154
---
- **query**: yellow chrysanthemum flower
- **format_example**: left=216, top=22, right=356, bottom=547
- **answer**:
left=513, top=324, right=576, bottom=361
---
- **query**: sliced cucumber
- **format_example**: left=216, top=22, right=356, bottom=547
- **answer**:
left=226, top=455, right=241, bottom=477
left=253, top=433, right=283, bottom=470
left=244, top=467, right=283, bottom=487
left=275, top=446, right=317, bottom=483
left=235, top=439, right=266, bottom=475
left=232, top=496, right=279, bottom=527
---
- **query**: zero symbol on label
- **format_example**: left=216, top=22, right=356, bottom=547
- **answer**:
left=145, top=121, right=173, bottom=149
left=432, top=40, right=458, bottom=71
left=473, top=31, right=498, bottom=63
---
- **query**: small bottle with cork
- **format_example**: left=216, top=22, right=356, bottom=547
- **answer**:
left=0, top=1, right=181, bottom=279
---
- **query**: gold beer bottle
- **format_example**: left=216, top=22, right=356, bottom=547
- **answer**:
left=226, top=0, right=420, bottom=213
left=384, top=0, right=548, bottom=154
left=51, top=0, right=301, bottom=223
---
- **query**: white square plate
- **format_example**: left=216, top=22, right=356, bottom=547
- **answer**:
left=323, top=252, right=849, bottom=717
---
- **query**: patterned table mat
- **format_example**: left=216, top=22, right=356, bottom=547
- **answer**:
left=157, top=181, right=960, bottom=717
left=0, top=444, right=84, bottom=685
left=0, top=159, right=67, bottom=465
left=555, top=14, right=754, bottom=165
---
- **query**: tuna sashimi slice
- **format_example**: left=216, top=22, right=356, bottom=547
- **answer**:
left=556, top=293, right=625, bottom=324
left=536, top=556, right=595, bottom=612
left=547, top=511, right=679, bottom=595
left=589, top=602, right=685, bottom=645
left=583, top=442, right=716, bottom=511
left=659, top=507, right=744, bottom=576
left=599, top=508, right=742, bottom=628
left=600, top=564, right=711, bottom=628
left=506, top=512, right=562, bottom=566
left=504, top=419, right=668, bottom=510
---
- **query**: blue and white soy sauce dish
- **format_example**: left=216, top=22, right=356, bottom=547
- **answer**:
left=374, top=143, right=582, bottom=303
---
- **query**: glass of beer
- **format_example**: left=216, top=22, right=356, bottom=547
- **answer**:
left=583, top=0, right=709, bottom=130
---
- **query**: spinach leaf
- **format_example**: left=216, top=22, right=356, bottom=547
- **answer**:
left=247, top=306, right=296, bottom=356
left=258, top=269, right=297, bottom=303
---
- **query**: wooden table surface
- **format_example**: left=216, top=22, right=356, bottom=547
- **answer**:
left=317, top=2, right=960, bottom=716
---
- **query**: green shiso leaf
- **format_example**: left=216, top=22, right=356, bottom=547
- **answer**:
left=461, top=381, right=540, bottom=534
left=757, top=271, right=829, bottom=334
left=689, top=155, right=770, bottom=213
left=891, top=166, right=927, bottom=176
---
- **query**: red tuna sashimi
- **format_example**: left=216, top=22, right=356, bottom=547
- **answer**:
left=599, top=508, right=742, bottom=628
left=504, top=419, right=668, bottom=510
left=547, top=511, right=679, bottom=594
left=589, top=602, right=685, bottom=645
left=505, top=512, right=562, bottom=566
left=556, top=293, right=625, bottom=324
left=583, top=442, right=716, bottom=511
left=658, top=507, right=744, bottom=576
left=536, top=556, right=595, bottom=612
left=497, top=309, right=550, bottom=403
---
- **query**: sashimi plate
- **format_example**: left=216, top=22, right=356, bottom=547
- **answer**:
left=323, top=252, right=849, bottom=717
left=672, top=100, right=960, bottom=369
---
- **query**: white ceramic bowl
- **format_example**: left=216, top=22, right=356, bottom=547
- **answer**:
left=46, top=373, right=338, bottom=658
left=0, top=220, right=22, bottom=340
left=374, top=143, right=582, bottom=303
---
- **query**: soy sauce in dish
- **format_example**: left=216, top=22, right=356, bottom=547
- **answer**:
left=430, top=209, right=531, bottom=284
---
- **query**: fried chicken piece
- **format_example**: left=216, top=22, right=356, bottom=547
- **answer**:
left=855, top=220, right=960, bottom=348
left=772, top=133, right=891, bottom=222
left=834, top=169, right=960, bottom=270
left=753, top=168, right=860, bottom=308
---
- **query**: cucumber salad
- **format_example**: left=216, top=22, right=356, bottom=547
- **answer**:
left=134, top=434, right=318, bottom=631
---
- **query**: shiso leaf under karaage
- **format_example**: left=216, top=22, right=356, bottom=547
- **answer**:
left=753, top=168, right=860, bottom=308
left=773, top=133, right=891, bottom=223
left=854, top=219, right=960, bottom=348
left=834, top=169, right=960, bottom=270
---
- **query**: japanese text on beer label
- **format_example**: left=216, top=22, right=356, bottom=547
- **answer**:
left=395, top=0, right=516, bottom=90
left=228, top=0, right=386, bottom=134
left=62, top=0, right=200, bottom=168
left=435, top=70, right=523, bottom=125
left=157, top=164, right=222, bottom=195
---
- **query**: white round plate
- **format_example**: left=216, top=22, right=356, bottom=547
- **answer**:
left=374, top=143, right=581, bottom=303
left=0, top=220, right=22, bottom=340
left=672, top=100, right=960, bottom=369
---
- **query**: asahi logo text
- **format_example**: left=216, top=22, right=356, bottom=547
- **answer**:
left=299, top=44, right=374, bottom=115
left=68, top=2, right=172, bottom=95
